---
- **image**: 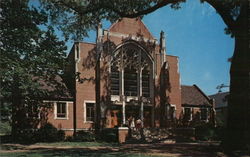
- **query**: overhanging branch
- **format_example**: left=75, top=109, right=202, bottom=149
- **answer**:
left=204, top=0, right=236, bottom=32
left=108, top=0, right=184, bottom=18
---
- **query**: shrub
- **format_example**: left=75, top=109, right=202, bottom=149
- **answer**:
left=73, top=130, right=95, bottom=142
left=0, top=121, right=11, bottom=135
left=15, top=129, right=37, bottom=144
left=57, top=129, right=66, bottom=141
left=36, top=123, right=65, bottom=142
left=194, top=123, right=216, bottom=141
left=99, top=128, right=117, bottom=142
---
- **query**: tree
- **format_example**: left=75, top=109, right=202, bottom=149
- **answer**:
left=0, top=0, right=67, bottom=139
left=41, top=0, right=249, bottom=148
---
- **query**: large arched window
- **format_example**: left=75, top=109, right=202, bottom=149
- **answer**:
left=110, top=41, right=153, bottom=99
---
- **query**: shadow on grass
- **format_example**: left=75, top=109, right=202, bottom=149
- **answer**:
left=0, top=147, right=156, bottom=157
left=0, top=142, right=224, bottom=157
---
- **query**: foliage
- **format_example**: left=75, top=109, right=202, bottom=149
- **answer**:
left=71, top=130, right=96, bottom=142
left=39, top=0, right=183, bottom=41
left=99, top=128, right=118, bottom=142
left=194, top=122, right=216, bottom=141
left=0, top=121, right=11, bottom=135
left=35, top=123, right=65, bottom=142
left=0, top=0, right=68, bottom=136
left=14, top=129, right=38, bottom=144
left=40, top=0, right=246, bottom=40
left=34, top=141, right=118, bottom=147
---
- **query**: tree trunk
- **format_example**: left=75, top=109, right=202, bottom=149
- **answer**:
left=225, top=12, right=250, bottom=149
left=95, top=56, right=101, bottom=134
left=11, top=75, right=23, bottom=141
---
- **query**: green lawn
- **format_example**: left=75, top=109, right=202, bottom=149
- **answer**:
left=0, top=152, right=161, bottom=157
left=34, top=141, right=118, bottom=147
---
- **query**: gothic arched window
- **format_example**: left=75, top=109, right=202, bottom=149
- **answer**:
left=110, top=42, right=153, bottom=99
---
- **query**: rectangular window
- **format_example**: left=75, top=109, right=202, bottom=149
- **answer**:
left=86, top=103, right=95, bottom=122
left=124, top=69, right=138, bottom=96
left=57, top=102, right=67, bottom=118
left=111, top=66, right=120, bottom=95
left=142, top=71, right=150, bottom=97
left=184, top=108, right=192, bottom=121
left=201, top=108, right=208, bottom=120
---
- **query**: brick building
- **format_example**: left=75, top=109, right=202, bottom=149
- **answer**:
left=45, top=18, right=214, bottom=135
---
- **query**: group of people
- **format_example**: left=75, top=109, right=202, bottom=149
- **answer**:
left=126, top=116, right=142, bottom=130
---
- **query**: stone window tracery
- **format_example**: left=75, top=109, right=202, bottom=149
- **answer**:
left=111, top=42, right=153, bottom=99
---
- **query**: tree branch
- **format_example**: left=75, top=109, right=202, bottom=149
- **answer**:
left=204, top=0, right=236, bottom=32
left=106, top=0, right=184, bottom=18
left=56, top=0, right=183, bottom=17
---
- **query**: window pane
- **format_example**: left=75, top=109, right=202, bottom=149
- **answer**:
left=57, top=102, right=66, bottom=118
left=142, top=70, right=150, bottom=97
left=86, top=103, right=95, bottom=122
left=184, top=108, right=191, bottom=120
left=201, top=108, right=208, bottom=120
left=111, top=66, right=120, bottom=95
left=124, top=68, right=137, bottom=96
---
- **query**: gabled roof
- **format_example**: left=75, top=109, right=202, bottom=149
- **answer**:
left=209, top=92, right=229, bottom=108
left=109, top=18, right=154, bottom=39
left=181, top=85, right=212, bottom=107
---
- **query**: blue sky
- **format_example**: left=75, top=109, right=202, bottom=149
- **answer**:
left=143, top=0, right=234, bottom=95
left=66, top=0, right=234, bottom=95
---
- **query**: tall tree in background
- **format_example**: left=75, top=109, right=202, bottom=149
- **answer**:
left=0, top=0, right=67, bottom=139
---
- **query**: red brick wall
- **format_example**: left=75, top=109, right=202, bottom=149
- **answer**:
left=46, top=101, right=74, bottom=136
left=166, top=56, right=182, bottom=119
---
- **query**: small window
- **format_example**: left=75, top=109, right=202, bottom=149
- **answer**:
left=184, top=108, right=192, bottom=121
left=86, top=103, right=95, bottom=122
left=201, top=108, right=208, bottom=120
left=57, top=102, right=67, bottom=118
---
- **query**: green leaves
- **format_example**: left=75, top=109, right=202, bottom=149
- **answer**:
left=0, top=0, right=68, bottom=127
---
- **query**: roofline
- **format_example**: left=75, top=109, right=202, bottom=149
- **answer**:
left=181, top=85, right=193, bottom=87
left=166, top=54, right=179, bottom=58
left=193, top=84, right=212, bottom=103
left=76, top=41, right=96, bottom=45
left=108, top=17, right=154, bottom=39
left=209, top=91, right=230, bottom=97
left=139, top=17, right=155, bottom=39
left=108, top=18, right=120, bottom=31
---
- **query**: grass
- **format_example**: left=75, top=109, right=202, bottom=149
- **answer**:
left=0, top=152, right=162, bottom=157
left=34, top=141, right=118, bottom=147
left=0, top=141, right=165, bottom=157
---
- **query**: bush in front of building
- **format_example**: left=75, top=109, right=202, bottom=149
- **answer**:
left=35, top=123, right=65, bottom=142
left=72, top=130, right=96, bottom=142
left=194, top=122, right=216, bottom=141
left=99, top=128, right=118, bottom=142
